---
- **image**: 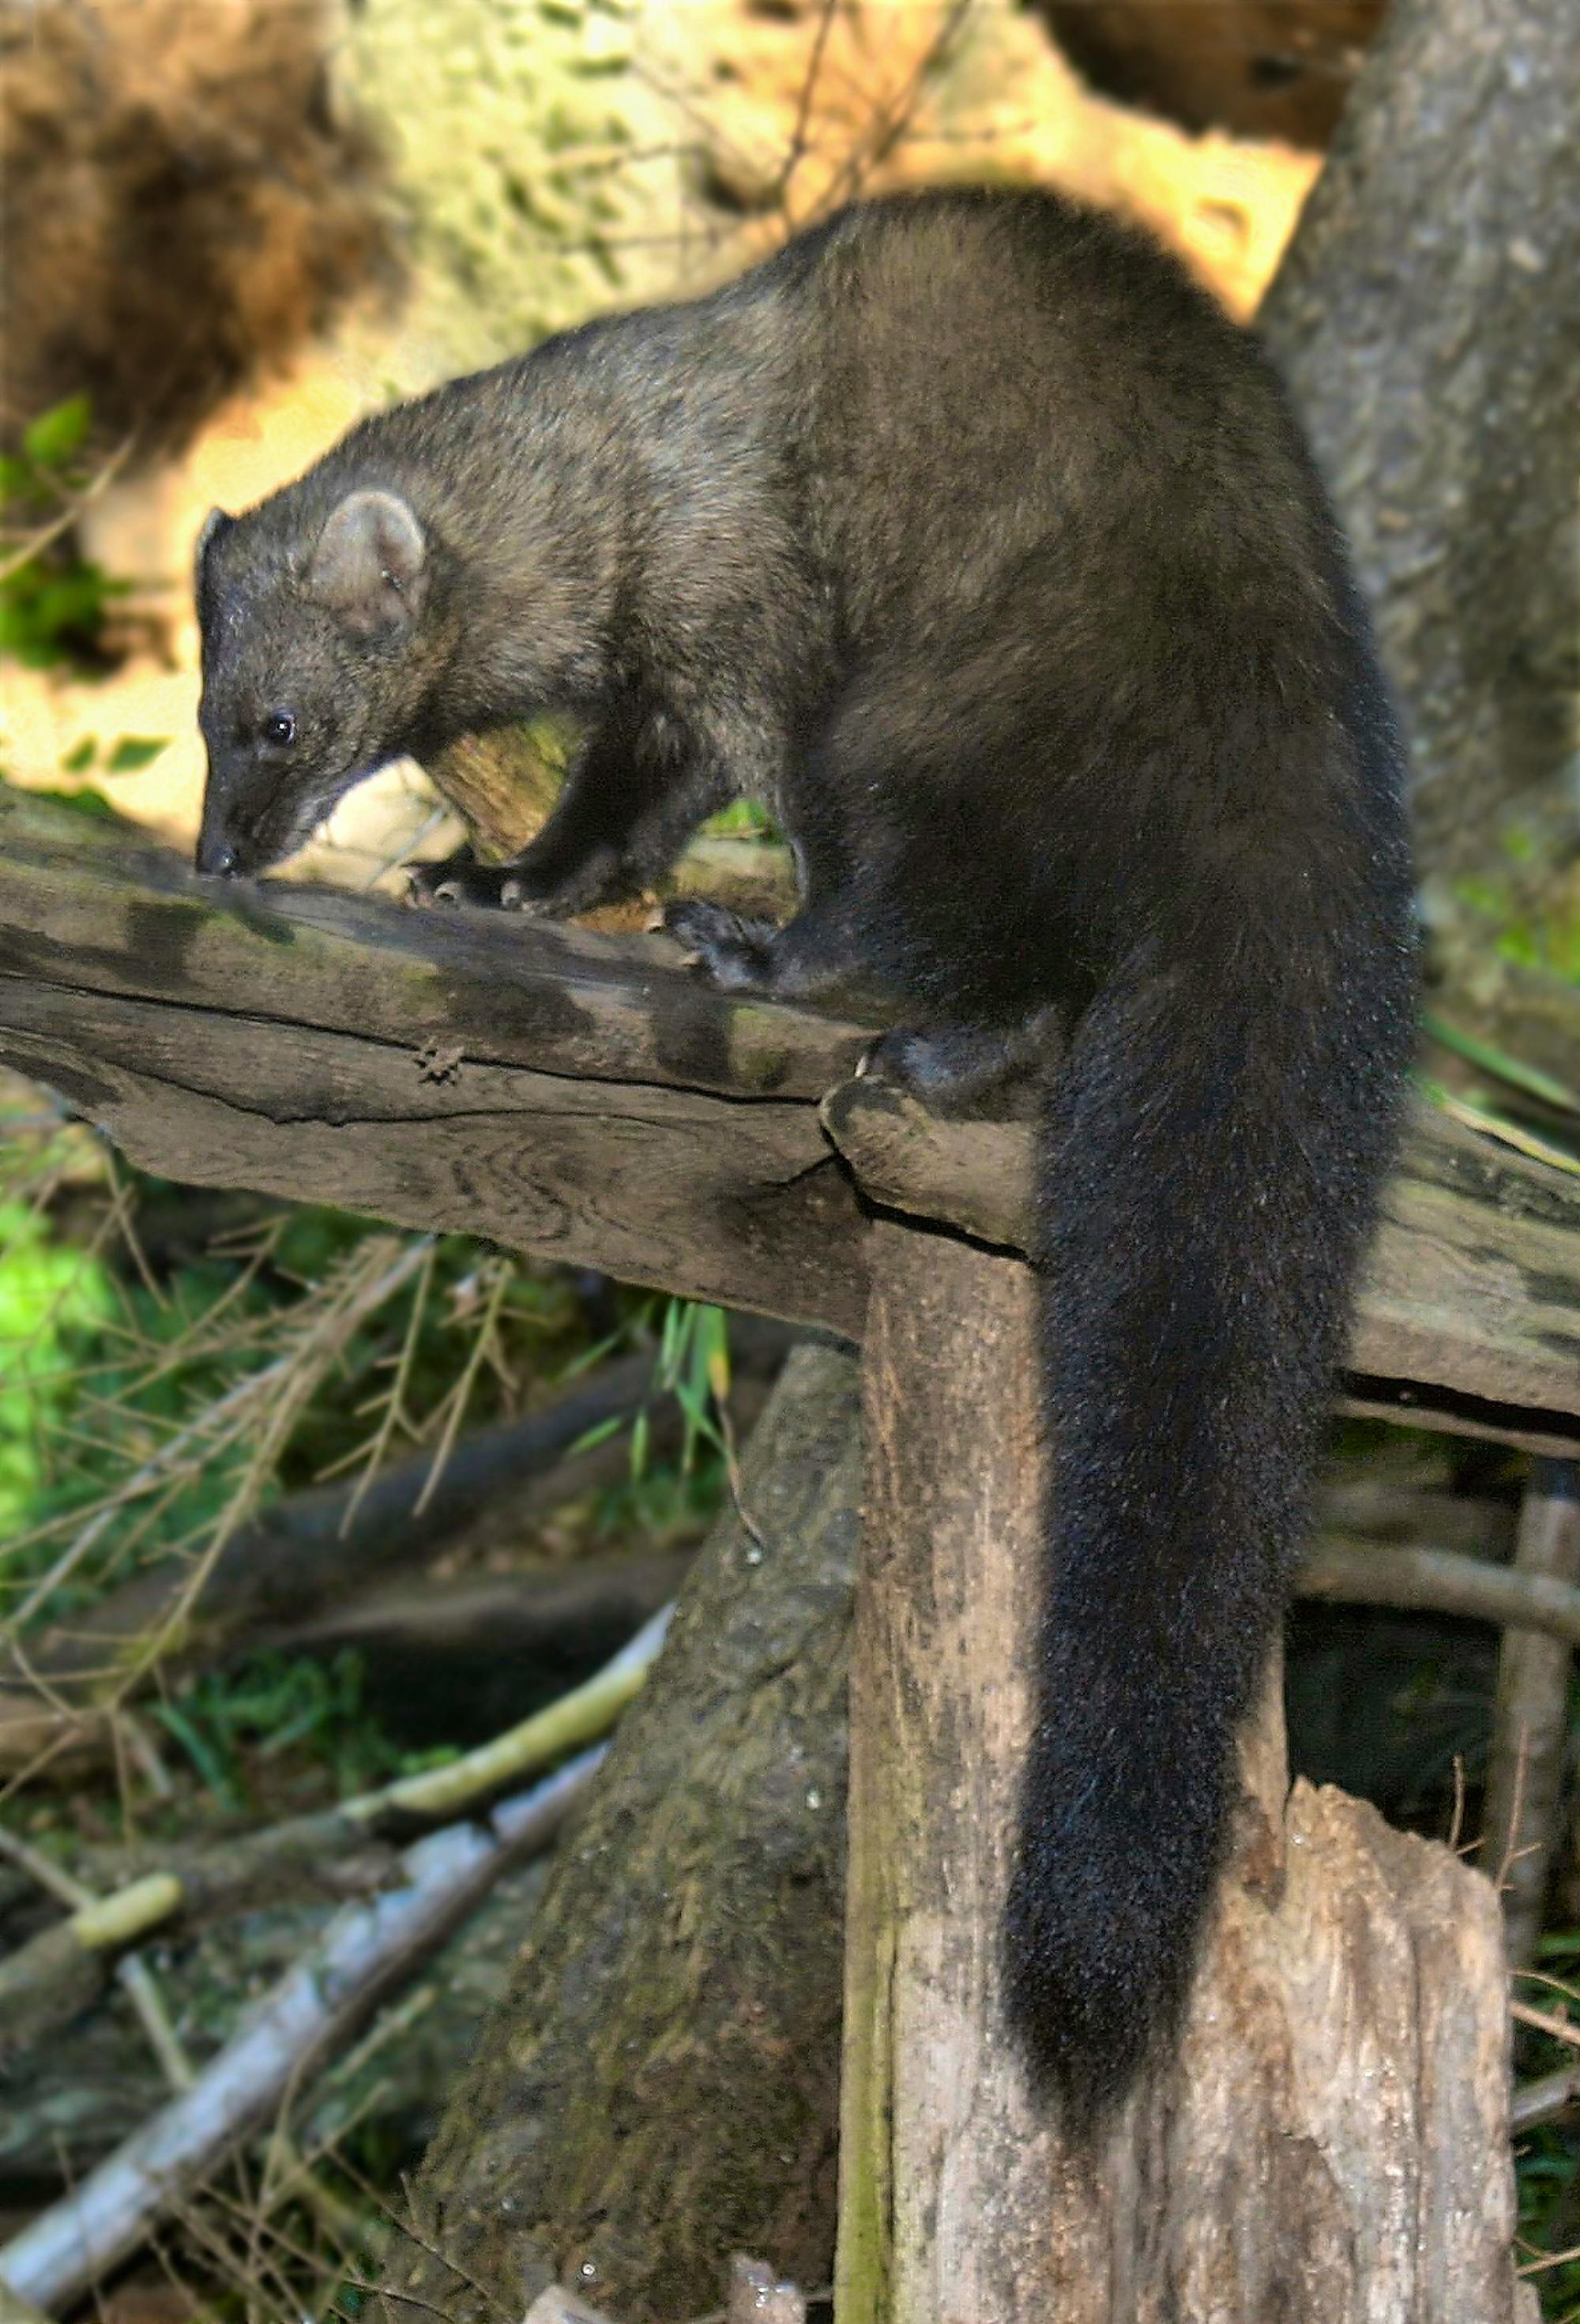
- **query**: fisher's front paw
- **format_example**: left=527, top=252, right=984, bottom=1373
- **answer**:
left=406, top=851, right=534, bottom=911
left=662, top=898, right=781, bottom=992
left=859, top=1018, right=1051, bottom=1116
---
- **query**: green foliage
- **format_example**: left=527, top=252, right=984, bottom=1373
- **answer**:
left=1422, top=1012, right=1580, bottom=1119
left=107, top=735, right=171, bottom=775
left=701, top=795, right=779, bottom=840
left=652, top=1294, right=730, bottom=1474
left=0, top=553, right=126, bottom=669
left=151, top=1648, right=448, bottom=1810
left=0, top=396, right=129, bottom=670
left=1453, top=868, right=1580, bottom=990
left=21, top=393, right=92, bottom=467
left=0, top=1118, right=718, bottom=1654
left=0, top=1195, right=115, bottom=1536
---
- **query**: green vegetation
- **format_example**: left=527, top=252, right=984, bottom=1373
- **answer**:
left=0, top=395, right=130, bottom=670
left=0, top=1103, right=728, bottom=1799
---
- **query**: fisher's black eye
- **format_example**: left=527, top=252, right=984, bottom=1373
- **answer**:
left=261, top=711, right=298, bottom=748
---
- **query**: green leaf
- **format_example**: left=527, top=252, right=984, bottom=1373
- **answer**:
left=150, top=1698, right=243, bottom=1811
left=1421, top=1010, right=1580, bottom=1119
left=568, top=1412, right=624, bottom=1457
left=29, top=785, right=118, bottom=822
left=0, top=453, right=35, bottom=502
left=60, top=736, right=98, bottom=773
left=106, top=736, right=169, bottom=774
left=21, top=393, right=92, bottom=468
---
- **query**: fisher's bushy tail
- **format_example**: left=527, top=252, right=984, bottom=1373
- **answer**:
left=1005, top=894, right=1413, bottom=2120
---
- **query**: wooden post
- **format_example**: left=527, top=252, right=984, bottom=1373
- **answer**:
left=1482, top=1459, right=1580, bottom=1968
left=839, top=1227, right=1057, bottom=2319
left=840, top=1221, right=1532, bottom=2322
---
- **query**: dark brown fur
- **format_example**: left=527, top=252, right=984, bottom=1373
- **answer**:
left=197, top=187, right=1416, bottom=2118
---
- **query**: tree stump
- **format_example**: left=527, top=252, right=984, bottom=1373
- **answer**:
left=840, top=1224, right=1529, bottom=2322
left=1260, top=0, right=1580, bottom=893
left=372, top=1340, right=860, bottom=2324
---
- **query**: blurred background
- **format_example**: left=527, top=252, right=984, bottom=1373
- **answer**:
left=1, top=4, right=1577, bottom=2318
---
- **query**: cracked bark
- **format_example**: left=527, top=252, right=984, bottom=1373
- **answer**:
left=1260, top=0, right=1580, bottom=899
left=369, top=1340, right=860, bottom=2324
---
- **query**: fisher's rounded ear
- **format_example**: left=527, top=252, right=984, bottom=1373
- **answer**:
left=307, top=487, right=427, bottom=637
left=194, top=506, right=233, bottom=593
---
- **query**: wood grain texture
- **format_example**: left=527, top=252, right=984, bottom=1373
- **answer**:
left=822, top=1077, right=1580, bottom=1452
left=841, top=1225, right=1528, bottom=2323
left=0, top=958, right=868, bottom=1342
left=0, top=790, right=869, bottom=1102
left=2, top=794, right=1578, bottom=1443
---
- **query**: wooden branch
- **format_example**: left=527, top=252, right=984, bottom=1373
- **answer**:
left=522, top=2292, right=619, bottom=2324
left=0, top=1853, right=555, bottom=2191
left=1512, top=2065, right=1580, bottom=2135
left=1, top=793, right=1578, bottom=1449
left=839, top=1224, right=1527, bottom=2322
left=1480, top=1462, right=1580, bottom=1967
left=822, top=1075, right=1580, bottom=1454
left=0, top=1610, right=668, bottom=2054
left=1297, top=1533, right=1580, bottom=1645
left=0, top=2283, right=51, bottom=2324
left=0, top=1322, right=786, bottom=1773
left=0, top=792, right=871, bottom=1339
left=0, top=1752, right=604, bottom=2320
left=1317, top=1472, right=1515, bottom=1557
left=425, top=730, right=562, bottom=864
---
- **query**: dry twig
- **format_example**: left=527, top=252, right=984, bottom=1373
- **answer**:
left=0, top=1749, right=604, bottom=2318
left=0, top=1605, right=669, bottom=2045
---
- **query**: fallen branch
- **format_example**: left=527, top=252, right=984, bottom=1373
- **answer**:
left=1296, top=1534, right=1580, bottom=1643
left=0, top=1824, right=189, bottom=2092
left=9, top=1518, right=1566, bottom=2056
left=1511, top=2065, right=1580, bottom=2134
left=523, top=2295, right=619, bottom=2324
left=0, top=1852, right=554, bottom=2188
left=1480, top=1463, right=1580, bottom=1965
left=251, top=1550, right=694, bottom=1741
left=1511, top=1999, right=1580, bottom=2049
left=0, top=1322, right=787, bottom=1773
left=1318, top=1475, right=1515, bottom=1558
left=0, top=1747, right=605, bottom=2319
left=0, top=1604, right=671, bottom=2052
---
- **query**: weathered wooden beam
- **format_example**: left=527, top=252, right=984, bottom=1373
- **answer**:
left=2, top=792, right=1578, bottom=1446
left=0, top=789, right=868, bottom=1102
left=0, top=797, right=870, bottom=1337
left=822, top=1075, right=1580, bottom=1453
